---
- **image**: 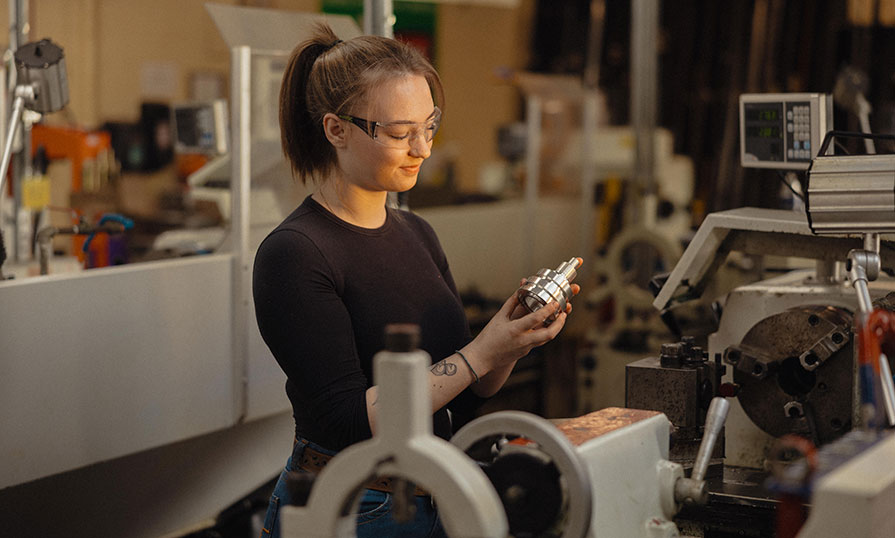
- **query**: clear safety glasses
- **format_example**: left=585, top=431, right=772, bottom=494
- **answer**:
left=338, top=107, right=442, bottom=150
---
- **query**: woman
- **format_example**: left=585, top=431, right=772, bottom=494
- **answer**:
left=253, top=23, right=578, bottom=538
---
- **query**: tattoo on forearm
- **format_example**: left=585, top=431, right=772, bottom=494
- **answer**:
left=430, top=360, right=458, bottom=376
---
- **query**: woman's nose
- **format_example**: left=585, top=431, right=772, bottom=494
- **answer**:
left=408, top=132, right=432, bottom=159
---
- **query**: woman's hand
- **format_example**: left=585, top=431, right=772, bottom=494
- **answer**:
left=465, top=290, right=575, bottom=375
left=460, top=261, right=581, bottom=397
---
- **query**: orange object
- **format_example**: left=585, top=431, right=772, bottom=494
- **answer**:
left=31, top=124, right=112, bottom=192
left=858, top=309, right=895, bottom=374
left=773, top=435, right=817, bottom=538
left=175, top=153, right=209, bottom=180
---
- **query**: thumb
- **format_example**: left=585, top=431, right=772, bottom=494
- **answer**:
left=498, top=290, right=522, bottom=318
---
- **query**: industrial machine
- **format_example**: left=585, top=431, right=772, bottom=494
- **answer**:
left=281, top=324, right=731, bottom=538
left=639, top=95, right=895, bottom=535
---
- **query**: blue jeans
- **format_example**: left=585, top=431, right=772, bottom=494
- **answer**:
left=260, top=436, right=448, bottom=538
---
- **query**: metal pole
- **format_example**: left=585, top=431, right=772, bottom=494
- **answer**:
left=583, top=0, right=606, bottom=90
left=230, top=45, right=252, bottom=423
left=364, top=0, right=394, bottom=38
left=630, top=0, right=659, bottom=228
left=579, top=92, right=598, bottom=283
left=0, top=94, right=25, bottom=197
left=579, top=0, right=605, bottom=282
left=9, top=0, right=29, bottom=262
left=366, top=0, right=396, bottom=207
left=524, top=95, right=541, bottom=277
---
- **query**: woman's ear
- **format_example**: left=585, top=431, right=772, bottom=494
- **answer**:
left=322, top=113, right=348, bottom=147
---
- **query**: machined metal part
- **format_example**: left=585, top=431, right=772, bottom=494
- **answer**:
left=798, top=321, right=850, bottom=371
left=807, top=151, right=895, bottom=235
left=517, top=257, right=581, bottom=322
left=725, top=343, right=780, bottom=380
left=724, top=306, right=855, bottom=445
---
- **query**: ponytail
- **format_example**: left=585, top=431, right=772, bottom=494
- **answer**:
left=279, top=25, right=341, bottom=184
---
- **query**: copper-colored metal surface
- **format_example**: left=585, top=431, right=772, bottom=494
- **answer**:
left=556, top=407, right=662, bottom=446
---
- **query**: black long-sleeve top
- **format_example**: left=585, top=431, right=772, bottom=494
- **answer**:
left=253, top=196, right=480, bottom=450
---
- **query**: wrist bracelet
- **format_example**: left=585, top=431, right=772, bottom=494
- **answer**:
left=455, top=350, right=480, bottom=384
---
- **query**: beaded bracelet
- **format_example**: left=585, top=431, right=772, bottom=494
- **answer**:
left=455, top=350, right=480, bottom=384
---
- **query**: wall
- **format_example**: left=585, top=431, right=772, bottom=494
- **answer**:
left=2, top=0, right=531, bottom=192
left=436, top=0, right=534, bottom=191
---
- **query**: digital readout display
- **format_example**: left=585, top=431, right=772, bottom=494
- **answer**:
left=745, top=107, right=780, bottom=122
left=745, top=126, right=781, bottom=138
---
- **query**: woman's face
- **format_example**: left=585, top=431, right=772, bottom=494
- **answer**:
left=336, top=74, right=436, bottom=194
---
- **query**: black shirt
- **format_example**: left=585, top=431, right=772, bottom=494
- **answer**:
left=253, top=196, right=478, bottom=450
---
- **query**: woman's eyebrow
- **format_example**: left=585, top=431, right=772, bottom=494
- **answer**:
left=385, top=108, right=439, bottom=125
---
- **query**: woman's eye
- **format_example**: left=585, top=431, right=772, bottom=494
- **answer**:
left=383, top=128, right=411, bottom=140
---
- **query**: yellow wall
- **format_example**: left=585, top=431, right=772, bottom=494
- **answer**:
left=3, top=0, right=530, bottom=192
left=437, top=1, right=533, bottom=191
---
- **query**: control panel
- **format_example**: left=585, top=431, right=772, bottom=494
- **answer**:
left=739, top=93, right=833, bottom=170
left=172, top=99, right=229, bottom=155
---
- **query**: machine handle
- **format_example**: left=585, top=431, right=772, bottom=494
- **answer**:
left=674, top=397, right=730, bottom=505
left=692, top=397, right=730, bottom=482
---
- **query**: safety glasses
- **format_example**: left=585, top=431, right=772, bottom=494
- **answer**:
left=338, top=107, right=441, bottom=150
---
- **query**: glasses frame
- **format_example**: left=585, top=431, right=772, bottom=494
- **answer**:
left=338, top=106, right=442, bottom=148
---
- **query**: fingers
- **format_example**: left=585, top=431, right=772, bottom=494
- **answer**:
left=516, top=301, right=560, bottom=330
left=544, top=311, right=567, bottom=338
left=571, top=283, right=580, bottom=296
left=524, top=309, right=567, bottom=345
left=510, top=303, right=529, bottom=320
left=498, top=290, right=521, bottom=318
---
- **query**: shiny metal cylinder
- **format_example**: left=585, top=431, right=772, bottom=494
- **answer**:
left=807, top=153, right=895, bottom=234
left=517, top=257, right=580, bottom=323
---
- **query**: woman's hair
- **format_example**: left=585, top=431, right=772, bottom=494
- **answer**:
left=279, top=23, right=444, bottom=185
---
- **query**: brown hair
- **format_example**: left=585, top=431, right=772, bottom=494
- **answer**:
left=279, top=23, right=444, bottom=185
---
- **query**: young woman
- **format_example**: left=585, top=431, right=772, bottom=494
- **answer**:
left=253, top=23, right=578, bottom=538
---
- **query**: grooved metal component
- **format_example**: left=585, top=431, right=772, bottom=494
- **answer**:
left=517, top=257, right=581, bottom=323
left=807, top=153, right=895, bottom=235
